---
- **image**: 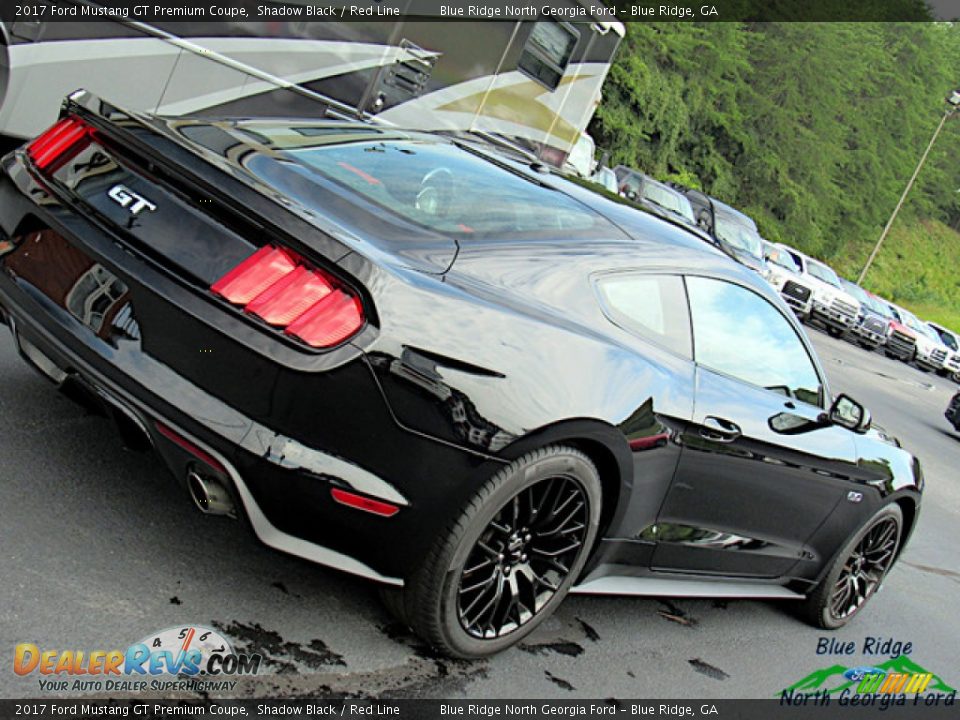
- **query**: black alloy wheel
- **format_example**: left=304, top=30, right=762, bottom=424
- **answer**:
left=457, top=475, right=588, bottom=639
left=828, top=516, right=899, bottom=621
left=388, top=446, right=601, bottom=658
left=797, top=503, right=903, bottom=629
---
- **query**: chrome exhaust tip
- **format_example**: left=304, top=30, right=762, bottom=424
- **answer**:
left=187, top=469, right=236, bottom=518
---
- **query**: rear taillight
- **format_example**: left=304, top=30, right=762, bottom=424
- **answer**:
left=27, top=116, right=94, bottom=172
left=212, top=246, right=364, bottom=348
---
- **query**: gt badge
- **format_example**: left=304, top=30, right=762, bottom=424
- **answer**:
left=107, top=184, right=156, bottom=215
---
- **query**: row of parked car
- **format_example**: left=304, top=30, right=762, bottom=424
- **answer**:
left=602, top=165, right=960, bottom=382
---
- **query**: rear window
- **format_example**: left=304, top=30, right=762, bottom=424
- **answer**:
left=240, top=131, right=611, bottom=239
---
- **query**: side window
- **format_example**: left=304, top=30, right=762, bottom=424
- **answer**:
left=518, top=21, right=579, bottom=91
left=686, top=276, right=822, bottom=406
left=596, top=274, right=692, bottom=358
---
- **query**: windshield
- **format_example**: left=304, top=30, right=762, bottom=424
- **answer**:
left=715, top=217, right=764, bottom=258
left=806, top=260, right=842, bottom=288
left=931, top=325, right=959, bottom=350
left=642, top=184, right=696, bottom=224
left=238, top=128, right=613, bottom=238
left=764, top=245, right=800, bottom=273
left=900, top=309, right=934, bottom=338
left=864, top=294, right=892, bottom=316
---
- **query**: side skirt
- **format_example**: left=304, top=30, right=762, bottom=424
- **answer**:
left=571, top=575, right=805, bottom=599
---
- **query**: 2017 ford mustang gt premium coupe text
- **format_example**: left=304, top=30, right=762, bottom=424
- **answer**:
left=0, top=92, right=922, bottom=658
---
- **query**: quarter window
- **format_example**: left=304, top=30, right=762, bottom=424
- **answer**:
left=686, top=277, right=822, bottom=405
left=596, top=274, right=692, bottom=358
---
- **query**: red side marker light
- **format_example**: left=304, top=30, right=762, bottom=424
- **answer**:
left=331, top=488, right=399, bottom=517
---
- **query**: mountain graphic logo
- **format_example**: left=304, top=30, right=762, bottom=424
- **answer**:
left=780, top=655, right=955, bottom=696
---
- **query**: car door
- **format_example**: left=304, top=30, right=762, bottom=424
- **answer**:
left=651, top=276, right=859, bottom=578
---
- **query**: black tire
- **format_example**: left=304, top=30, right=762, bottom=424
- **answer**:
left=884, top=351, right=897, bottom=360
left=379, top=586, right=410, bottom=627
left=393, top=446, right=602, bottom=658
left=796, top=503, right=902, bottom=630
left=826, top=326, right=845, bottom=338
left=857, top=342, right=874, bottom=350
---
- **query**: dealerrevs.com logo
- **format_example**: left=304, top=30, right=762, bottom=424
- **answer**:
left=14, top=625, right=261, bottom=693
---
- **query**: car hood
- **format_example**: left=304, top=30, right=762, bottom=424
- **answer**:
left=803, top=274, right=857, bottom=306
left=889, top=321, right=916, bottom=338
left=914, top=333, right=945, bottom=353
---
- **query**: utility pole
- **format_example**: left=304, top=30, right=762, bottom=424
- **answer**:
left=858, top=91, right=960, bottom=285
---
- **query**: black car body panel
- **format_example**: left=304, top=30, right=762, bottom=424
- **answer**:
left=0, top=92, right=922, bottom=597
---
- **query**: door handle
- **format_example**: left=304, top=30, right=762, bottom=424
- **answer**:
left=700, top=416, right=742, bottom=443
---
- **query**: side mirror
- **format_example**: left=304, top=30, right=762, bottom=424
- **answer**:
left=829, top=394, right=871, bottom=433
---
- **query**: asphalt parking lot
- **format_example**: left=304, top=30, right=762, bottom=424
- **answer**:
left=1, top=323, right=958, bottom=700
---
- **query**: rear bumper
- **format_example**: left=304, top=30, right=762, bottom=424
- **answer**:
left=3, top=307, right=402, bottom=585
left=0, top=161, right=498, bottom=585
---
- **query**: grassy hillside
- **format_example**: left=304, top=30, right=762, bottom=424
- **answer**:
left=836, top=218, right=960, bottom=331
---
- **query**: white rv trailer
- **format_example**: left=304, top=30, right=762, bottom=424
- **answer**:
left=0, top=2, right=624, bottom=168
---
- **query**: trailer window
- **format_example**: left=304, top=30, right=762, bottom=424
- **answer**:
left=519, top=21, right=579, bottom=90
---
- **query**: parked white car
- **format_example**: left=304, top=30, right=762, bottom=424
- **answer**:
left=926, top=321, right=960, bottom=380
left=761, top=242, right=814, bottom=318
left=777, top=245, right=861, bottom=337
left=896, top=308, right=952, bottom=373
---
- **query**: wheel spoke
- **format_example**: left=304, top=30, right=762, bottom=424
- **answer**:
left=476, top=540, right=501, bottom=558
left=459, top=568, right=498, bottom=594
left=537, top=500, right=585, bottom=537
left=463, top=574, right=503, bottom=631
left=531, top=540, right=582, bottom=557
left=463, top=557, right=494, bottom=576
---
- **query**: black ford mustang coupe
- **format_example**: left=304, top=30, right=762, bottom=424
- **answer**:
left=0, top=92, right=922, bottom=657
